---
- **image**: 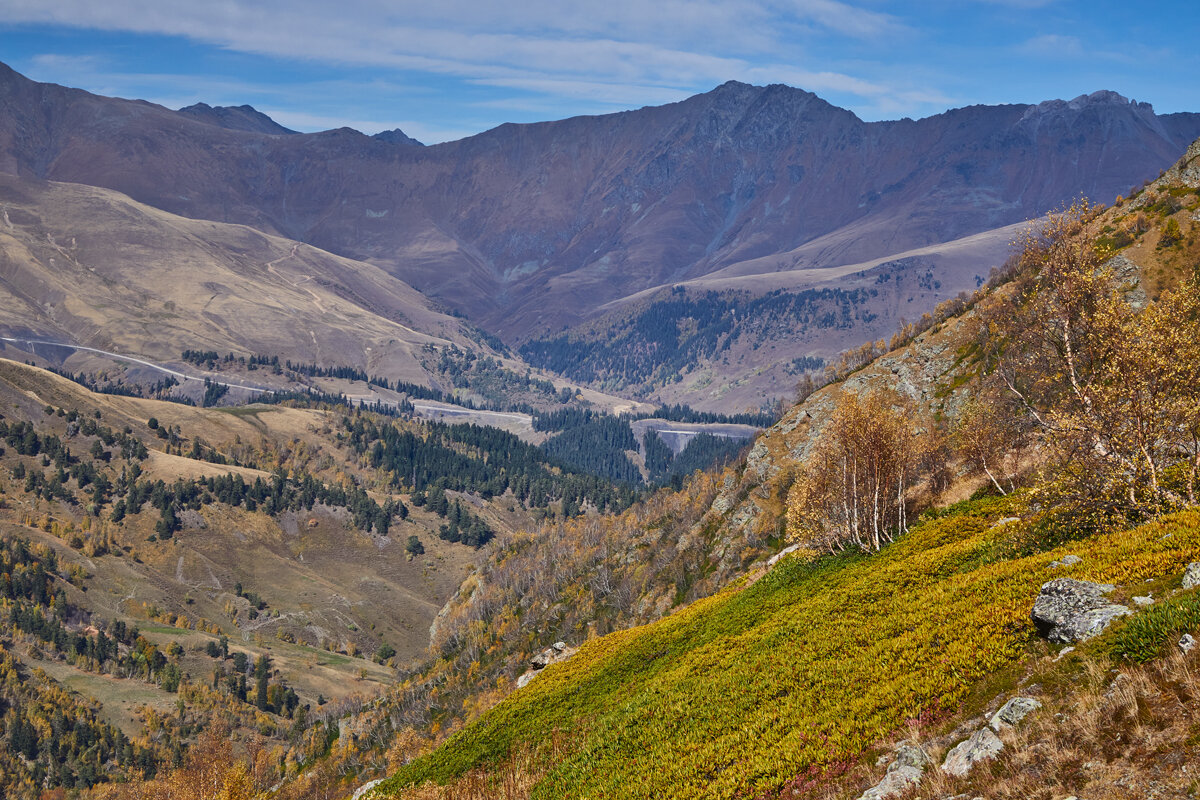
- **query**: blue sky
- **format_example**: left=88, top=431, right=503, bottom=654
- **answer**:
left=0, top=1, right=1196, bottom=144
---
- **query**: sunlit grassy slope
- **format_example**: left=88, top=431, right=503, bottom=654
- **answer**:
left=379, top=498, right=1200, bottom=799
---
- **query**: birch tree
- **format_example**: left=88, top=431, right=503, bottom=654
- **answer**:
left=786, top=390, right=921, bottom=552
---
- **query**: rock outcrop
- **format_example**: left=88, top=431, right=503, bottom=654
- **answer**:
left=1031, top=579, right=1131, bottom=643
left=1182, top=562, right=1200, bottom=590
left=989, top=696, right=1042, bottom=731
left=857, top=741, right=931, bottom=800
left=516, top=641, right=577, bottom=689
left=351, top=778, right=384, bottom=799
left=941, top=727, right=1003, bottom=778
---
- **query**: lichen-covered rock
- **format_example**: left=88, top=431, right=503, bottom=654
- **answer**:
left=1180, top=633, right=1197, bottom=654
left=745, top=440, right=771, bottom=481
left=1031, top=579, right=1131, bottom=643
left=857, top=741, right=931, bottom=799
left=989, top=696, right=1042, bottom=730
left=891, top=741, right=931, bottom=771
left=941, top=727, right=1003, bottom=778
left=1165, top=136, right=1200, bottom=188
left=1182, top=562, right=1200, bottom=590
left=710, top=473, right=739, bottom=514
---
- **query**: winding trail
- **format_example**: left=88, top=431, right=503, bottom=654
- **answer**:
left=265, top=244, right=328, bottom=314
left=261, top=243, right=456, bottom=344
left=0, top=335, right=275, bottom=393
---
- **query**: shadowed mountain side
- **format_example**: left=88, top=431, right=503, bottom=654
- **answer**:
left=0, top=173, right=480, bottom=382
left=0, top=63, right=1196, bottom=342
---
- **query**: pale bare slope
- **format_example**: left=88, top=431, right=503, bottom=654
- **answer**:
left=0, top=174, right=482, bottom=384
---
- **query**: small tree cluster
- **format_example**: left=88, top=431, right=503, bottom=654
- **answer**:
left=786, top=389, right=928, bottom=552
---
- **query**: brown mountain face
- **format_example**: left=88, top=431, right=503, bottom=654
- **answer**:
left=1, top=62, right=1197, bottom=357
left=0, top=61, right=1195, bottom=402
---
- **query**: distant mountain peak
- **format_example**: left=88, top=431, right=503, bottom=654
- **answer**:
left=177, top=102, right=297, bottom=135
left=372, top=128, right=424, bottom=147
left=1022, top=90, right=1154, bottom=121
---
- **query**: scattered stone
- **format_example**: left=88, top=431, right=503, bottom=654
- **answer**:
left=1048, top=554, right=1082, bottom=569
left=1133, top=595, right=1154, bottom=606
left=1103, top=672, right=1132, bottom=700
left=857, top=741, right=931, bottom=800
left=941, top=727, right=1003, bottom=778
left=1032, top=579, right=1131, bottom=643
left=1182, top=562, right=1200, bottom=590
left=1053, top=645, right=1076, bottom=662
left=989, top=696, right=1042, bottom=731
left=1180, top=634, right=1196, bottom=654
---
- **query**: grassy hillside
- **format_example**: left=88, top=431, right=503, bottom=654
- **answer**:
left=376, top=496, right=1200, bottom=799
left=0, top=173, right=482, bottom=384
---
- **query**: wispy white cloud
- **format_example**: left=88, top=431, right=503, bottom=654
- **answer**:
left=3, top=0, right=952, bottom=132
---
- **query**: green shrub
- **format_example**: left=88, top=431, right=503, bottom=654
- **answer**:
left=1105, top=588, right=1200, bottom=663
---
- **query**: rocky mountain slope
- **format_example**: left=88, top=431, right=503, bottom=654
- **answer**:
left=1, top=62, right=1196, bottom=349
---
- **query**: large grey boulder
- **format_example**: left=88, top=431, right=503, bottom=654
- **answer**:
left=1031, top=579, right=1131, bottom=643
left=1182, top=562, right=1200, bottom=590
left=941, top=727, right=1003, bottom=778
left=857, top=741, right=931, bottom=800
left=989, top=696, right=1042, bottom=731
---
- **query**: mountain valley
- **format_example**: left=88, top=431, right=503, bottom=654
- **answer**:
left=0, top=53, right=1199, bottom=800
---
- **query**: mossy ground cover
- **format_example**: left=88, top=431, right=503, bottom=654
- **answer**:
left=380, top=499, right=1200, bottom=799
